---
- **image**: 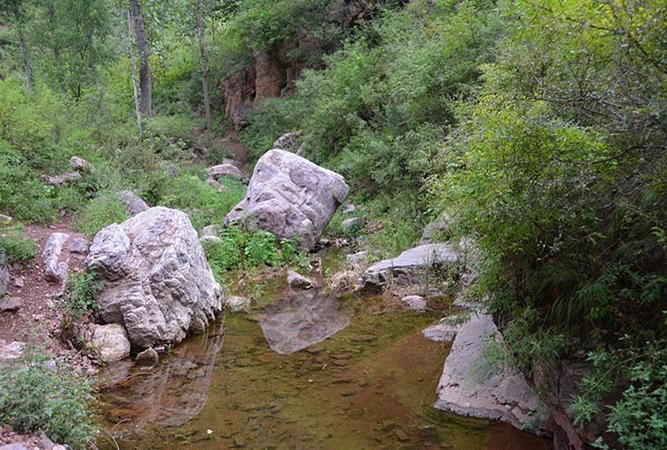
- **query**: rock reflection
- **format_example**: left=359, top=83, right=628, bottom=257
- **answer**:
left=259, top=289, right=353, bottom=354
left=99, top=325, right=224, bottom=431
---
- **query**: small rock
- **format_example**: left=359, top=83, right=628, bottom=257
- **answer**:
left=342, top=204, right=357, bottom=214
left=199, top=225, right=218, bottom=238
left=0, top=250, right=7, bottom=297
left=42, top=171, right=82, bottom=186
left=226, top=295, right=250, bottom=312
left=43, top=233, right=69, bottom=283
left=135, top=347, right=159, bottom=366
left=287, top=270, right=315, bottom=289
left=200, top=235, right=222, bottom=246
left=206, top=177, right=226, bottom=191
left=0, top=341, right=24, bottom=360
left=395, top=429, right=410, bottom=442
left=207, top=163, right=246, bottom=182
left=345, top=251, right=368, bottom=267
left=0, top=213, right=12, bottom=225
left=70, top=155, right=94, bottom=172
left=116, top=190, right=149, bottom=216
left=52, top=446, right=67, bottom=450
left=401, top=295, right=427, bottom=311
left=273, top=131, right=303, bottom=154
left=0, top=297, right=22, bottom=312
left=341, top=217, right=365, bottom=234
left=68, top=237, right=89, bottom=254
left=13, top=276, right=25, bottom=288
left=91, top=324, right=131, bottom=363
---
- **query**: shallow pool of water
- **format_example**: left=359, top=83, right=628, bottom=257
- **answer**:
left=98, top=284, right=551, bottom=450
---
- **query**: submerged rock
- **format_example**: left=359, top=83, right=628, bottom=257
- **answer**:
left=86, top=207, right=223, bottom=349
left=43, top=232, right=69, bottom=283
left=225, top=149, right=349, bottom=250
left=360, top=243, right=458, bottom=292
left=225, top=295, right=251, bottom=312
left=434, top=313, right=550, bottom=435
left=259, top=290, right=352, bottom=354
left=91, top=324, right=131, bottom=363
left=135, top=347, right=159, bottom=366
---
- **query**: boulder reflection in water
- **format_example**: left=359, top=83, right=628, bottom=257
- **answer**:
left=259, top=289, right=353, bottom=354
left=99, top=325, right=224, bottom=430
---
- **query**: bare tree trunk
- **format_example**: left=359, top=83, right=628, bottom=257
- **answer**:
left=128, top=0, right=152, bottom=117
left=17, top=26, right=32, bottom=93
left=127, top=9, right=142, bottom=132
left=197, top=0, right=212, bottom=133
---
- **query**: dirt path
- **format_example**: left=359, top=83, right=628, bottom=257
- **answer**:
left=0, top=220, right=87, bottom=359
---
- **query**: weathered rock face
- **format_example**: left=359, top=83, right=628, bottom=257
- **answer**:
left=86, top=207, right=223, bottom=349
left=0, top=249, right=8, bottom=297
left=91, top=324, right=131, bottom=363
left=360, top=243, right=458, bottom=291
left=225, top=149, right=349, bottom=250
left=435, top=313, right=550, bottom=435
left=43, top=232, right=69, bottom=283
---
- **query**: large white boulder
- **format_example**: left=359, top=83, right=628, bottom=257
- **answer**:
left=86, top=207, right=223, bottom=349
left=225, top=149, right=349, bottom=250
left=434, top=313, right=550, bottom=435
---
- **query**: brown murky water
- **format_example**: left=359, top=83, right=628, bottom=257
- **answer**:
left=98, top=285, right=552, bottom=450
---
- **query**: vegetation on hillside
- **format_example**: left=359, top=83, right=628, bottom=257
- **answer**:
left=0, top=0, right=664, bottom=448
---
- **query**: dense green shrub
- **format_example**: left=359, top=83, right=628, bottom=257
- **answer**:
left=0, top=225, right=39, bottom=263
left=202, top=225, right=306, bottom=276
left=65, top=272, right=97, bottom=320
left=0, top=348, right=98, bottom=449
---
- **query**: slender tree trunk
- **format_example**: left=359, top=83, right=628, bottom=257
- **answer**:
left=128, top=0, right=152, bottom=117
left=197, top=0, right=212, bottom=132
left=17, top=26, right=32, bottom=93
left=127, top=9, right=142, bottom=132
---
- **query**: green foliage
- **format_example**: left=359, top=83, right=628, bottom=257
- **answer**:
left=202, top=225, right=306, bottom=276
left=0, top=225, right=38, bottom=263
left=159, top=173, right=246, bottom=230
left=0, top=347, right=98, bottom=449
left=74, top=195, right=129, bottom=238
left=65, top=272, right=97, bottom=320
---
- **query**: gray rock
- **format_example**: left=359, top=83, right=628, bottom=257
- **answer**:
left=91, top=324, right=131, bottom=363
left=42, top=171, right=82, bottom=186
left=434, top=313, right=550, bottom=434
left=360, top=243, right=458, bottom=291
left=207, top=163, right=246, bottom=182
left=69, top=237, right=89, bottom=254
left=0, top=213, right=12, bottom=225
left=225, top=149, right=349, bottom=250
left=199, top=225, right=218, bottom=238
left=135, top=347, right=159, bottom=366
left=0, top=297, right=22, bottom=312
left=199, top=235, right=222, bottom=246
left=422, top=316, right=467, bottom=342
left=13, top=276, right=24, bottom=288
left=272, top=131, right=303, bottom=154
left=70, top=155, right=93, bottom=172
left=420, top=214, right=457, bottom=245
left=287, top=270, right=315, bottom=289
left=116, top=190, right=149, bottom=216
left=342, top=204, right=357, bottom=214
left=0, top=249, right=8, bottom=297
left=206, top=177, right=226, bottom=192
left=341, top=217, right=365, bottom=234
left=0, top=444, right=30, bottom=450
left=345, top=251, right=368, bottom=268
left=400, top=295, right=426, bottom=311
left=0, top=341, right=24, bottom=360
left=86, top=207, right=223, bottom=348
left=225, top=295, right=251, bottom=312
left=43, top=232, right=69, bottom=283
left=259, top=290, right=352, bottom=354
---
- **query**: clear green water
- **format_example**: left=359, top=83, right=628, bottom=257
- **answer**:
left=97, top=294, right=551, bottom=450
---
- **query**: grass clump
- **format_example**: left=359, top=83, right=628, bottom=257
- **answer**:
left=0, top=347, right=99, bottom=449
left=0, top=225, right=39, bottom=263
left=159, top=173, right=246, bottom=230
left=65, top=272, right=97, bottom=320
